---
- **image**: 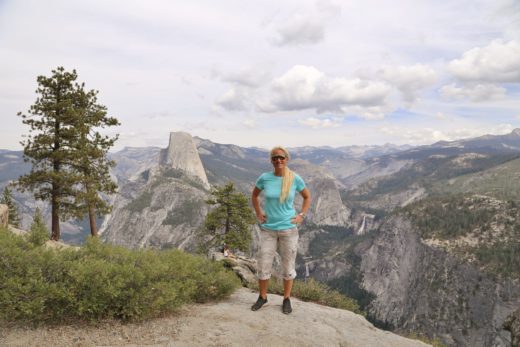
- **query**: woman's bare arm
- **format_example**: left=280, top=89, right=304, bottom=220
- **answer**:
left=252, top=186, right=266, bottom=223
left=291, top=188, right=311, bottom=224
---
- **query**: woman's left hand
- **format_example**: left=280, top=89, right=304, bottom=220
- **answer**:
left=291, top=214, right=304, bottom=225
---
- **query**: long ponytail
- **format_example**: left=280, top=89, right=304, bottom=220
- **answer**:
left=280, top=167, right=294, bottom=202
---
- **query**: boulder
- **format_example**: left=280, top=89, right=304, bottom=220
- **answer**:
left=212, top=251, right=258, bottom=286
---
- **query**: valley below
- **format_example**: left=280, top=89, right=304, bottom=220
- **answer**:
left=2, top=130, right=520, bottom=346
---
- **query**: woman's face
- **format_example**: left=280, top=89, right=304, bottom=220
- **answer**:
left=271, top=149, right=288, bottom=170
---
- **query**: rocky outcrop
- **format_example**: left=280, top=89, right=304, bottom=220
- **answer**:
left=160, top=132, right=210, bottom=190
left=0, top=204, right=7, bottom=227
left=360, top=216, right=520, bottom=347
left=0, top=288, right=431, bottom=347
left=101, top=132, right=211, bottom=249
left=101, top=167, right=209, bottom=249
left=211, top=251, right=258, bottom=286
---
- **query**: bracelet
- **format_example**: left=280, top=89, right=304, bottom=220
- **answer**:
left=298, top=213, right=306, bottom=218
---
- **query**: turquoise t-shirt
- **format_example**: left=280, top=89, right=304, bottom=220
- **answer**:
left=255, top=171, right=306, bottom=231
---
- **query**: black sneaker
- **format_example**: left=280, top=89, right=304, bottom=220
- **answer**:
left=282, top=298, right=292, bottom=314
left=251, top=296, right=268, bottom=311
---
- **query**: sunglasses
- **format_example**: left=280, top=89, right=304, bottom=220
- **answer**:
left=271, top=156, right=286, bottom=161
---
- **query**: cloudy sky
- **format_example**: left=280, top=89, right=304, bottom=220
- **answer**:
left=1, top=0, right=520, bottom=150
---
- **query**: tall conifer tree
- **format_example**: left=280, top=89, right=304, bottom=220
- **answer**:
left=71, top=86, right=119, bottom=236
left=17, top=67, right=80, bottom=240
left=17, top=67, right=119, bottom=240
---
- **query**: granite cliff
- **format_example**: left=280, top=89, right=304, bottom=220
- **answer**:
left=361, top=216, right=520, bottom=347
left=291, top=158, right=350, bottom=227
left=100, top=132, right=210, bottom=249
left=160, top=132, right=210, bottom=190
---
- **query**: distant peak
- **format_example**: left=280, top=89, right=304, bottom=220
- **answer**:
left=159, top=131, right=210, bottom=189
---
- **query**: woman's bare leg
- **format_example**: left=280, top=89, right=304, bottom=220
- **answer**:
left=259, top=279, right=269, bottom=299
left=283, top=279, right=293, bottom=299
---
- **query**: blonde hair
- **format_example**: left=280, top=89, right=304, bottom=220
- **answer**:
left=270, top=146, right=294, bottom=202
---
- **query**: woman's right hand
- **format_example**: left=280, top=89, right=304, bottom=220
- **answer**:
left=256, top=213, right=267, bottom=224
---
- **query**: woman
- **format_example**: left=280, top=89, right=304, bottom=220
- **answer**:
left=251, top=146, right=311, bottom=314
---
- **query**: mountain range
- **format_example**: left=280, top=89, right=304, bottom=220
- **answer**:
left=2, top=129, right=520, bottom=346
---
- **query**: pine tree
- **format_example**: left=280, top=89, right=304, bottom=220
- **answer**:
left=27, top=207, right=49, bottom=246
left=70, top=84, right=119, bottom=236
left=204, top=183, right=256, bottom=252
left=17, top=67, right=81, bottom=240
left=17, top=67, right=119, bottom=240
left=1, top=187, right=20, bottom=227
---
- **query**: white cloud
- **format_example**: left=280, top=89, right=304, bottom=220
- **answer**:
left=256, top=65, right=392, bottom=117
left=215, top=87, right=251, bottom=111
left=2, top=0, right=520, bottom=150
left=215, top=65, right=272, bottom=88
left=440, top=83, right=506, bottom=102
left=274, top=15, right=325, bottom=46
left=271, top=0, right=341, bottom=46
left=298, top=117, right=341, bottom=128
left=448, top=39, right=520, bottom=83
left=378, top=64, right=437, bottom=103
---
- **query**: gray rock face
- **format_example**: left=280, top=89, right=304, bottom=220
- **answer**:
left=0, top=204, right=7, bottom=227
left=101, top=132, right=212, bottom=249
left=160, top=132, right=210, bottom=190
left=309, top=178, right=350, bottom=226
left=361, top=216, right=520, bottom=347
left=101, top=167, right=209, bottom=249
left=109, top=146, right=162, bottom=183
left=211, top=251, right=258, bottom=286
left=291, top=159, right=350, bottom=227
left=338, top=158, right=414, bottom=190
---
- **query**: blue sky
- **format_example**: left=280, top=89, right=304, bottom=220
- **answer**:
left=1, top=0, right=520, bottom=150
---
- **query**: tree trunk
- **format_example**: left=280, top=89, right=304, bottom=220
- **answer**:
left=51, top=184, right=60, bottom=241
left=88, top=203, right=97, bottom=236
left=51, top=118, right=61, bottom=241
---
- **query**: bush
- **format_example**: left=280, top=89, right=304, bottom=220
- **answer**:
left=0, top=228, right=240, bottom=324
left=247, top=277, right=361, bottom=314
left=26, top=208, right=49, bottom=246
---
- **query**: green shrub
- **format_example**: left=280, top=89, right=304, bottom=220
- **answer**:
left=247, top=277, right=361, bottom=314
left=0, top=229, right=240, bottom=324
left=26, top=208, right=49, bottom=246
